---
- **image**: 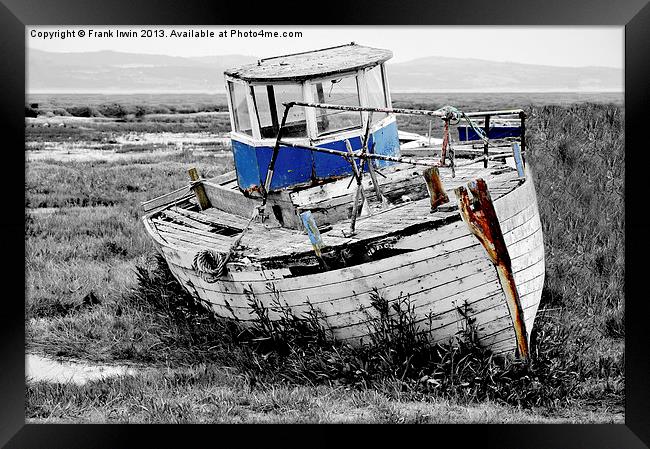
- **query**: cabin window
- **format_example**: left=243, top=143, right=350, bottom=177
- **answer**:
left=366, top=65, right=388, bottom=122
left=311, top=75, right=362, bottom=136
left=252, top=84, right=307, bottom=138
left=228, top=81, right=252, bottom=136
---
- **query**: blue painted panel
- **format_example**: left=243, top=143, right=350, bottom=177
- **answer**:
left=370, top=120, right=400, bottom=168
left=458, top=126, right=521, bottom=141
left=312, top=120, right=400, bottom=179
left=300, top=210, right=324, bottom=256
left=232, top=138, right=313, bottom=191
left=313, top=135, right=364, bottom=180
left=256, top=145, right=314, bottom=190
left=512, top=142, right=525, bottom=178
left=232, top=139, right=261, bottom=190
left=231, top=119, right=401, bottom=191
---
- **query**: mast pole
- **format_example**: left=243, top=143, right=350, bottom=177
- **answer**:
left=258, top=103, right=293, bottom=218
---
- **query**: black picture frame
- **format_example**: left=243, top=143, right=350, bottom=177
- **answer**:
left=4, top=0, right=649, bottom=447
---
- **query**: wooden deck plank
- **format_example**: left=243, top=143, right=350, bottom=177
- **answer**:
left=157, top=230, right=221, bottom=252
left=160, top=209, right=216, bottom=232
left=141, top=187, right=192, bottom=213
left=201, top=208, right=258, bottom=230
left=153, top=217, right=227, bottom=241
left=147, top=162, right=522, bottom=264
left=153, top=219, right=233, bottom=248
left=170, top=206, right=247, bottom=231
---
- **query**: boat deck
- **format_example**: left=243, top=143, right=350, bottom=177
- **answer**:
left=146, top=160, right=523, bottom=269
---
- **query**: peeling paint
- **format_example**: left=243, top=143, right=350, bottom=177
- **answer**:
left=423, top=166, right=449, bottom=212
left=455, top=178, right=529, bottom=361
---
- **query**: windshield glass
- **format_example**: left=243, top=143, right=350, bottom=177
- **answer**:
left=311, top=75, right=362, bottom=136
left=228, top=81, right=252, bottom=136
left=365, top=64, right=388, bottom=122
left=252, top=84, right=307, bottom=138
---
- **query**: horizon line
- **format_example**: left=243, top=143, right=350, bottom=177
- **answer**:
left=26, top=47, right=624, bottom=71
left=26, top=89, right=625, bottom=95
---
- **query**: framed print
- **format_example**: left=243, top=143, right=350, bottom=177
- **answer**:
left=2, top=0, right=649, bottom=447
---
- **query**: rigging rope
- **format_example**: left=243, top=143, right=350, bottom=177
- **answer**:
left=434, top=105, right=489, bottom=144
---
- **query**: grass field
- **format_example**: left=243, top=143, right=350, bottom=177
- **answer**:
left=25, top=92, right=624, bottom=423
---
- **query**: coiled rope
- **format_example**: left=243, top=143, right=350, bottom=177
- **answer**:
left=192, top=205, right=258, bottom=282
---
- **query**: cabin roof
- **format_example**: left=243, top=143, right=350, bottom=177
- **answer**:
left=224, top=43, right=393, bottom=83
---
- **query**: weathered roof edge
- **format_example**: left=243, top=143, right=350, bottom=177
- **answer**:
left=256, top=42, right=358, bottom=64
left=224, top=42, right=393, bottom=83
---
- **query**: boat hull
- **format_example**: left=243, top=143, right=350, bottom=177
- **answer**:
left=146, top=168, right=544, bottom=357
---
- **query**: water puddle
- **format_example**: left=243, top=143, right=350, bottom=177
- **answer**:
left=115, top=131, right=230, bottom=146
left=26, top=145, right=232, bottom=163
left=26, top=353, right=139, bottom=385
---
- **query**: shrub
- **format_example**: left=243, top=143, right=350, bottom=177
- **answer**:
left=98, top=103, right=127, bottom=118
left=66, top=105, right=102, bottom=117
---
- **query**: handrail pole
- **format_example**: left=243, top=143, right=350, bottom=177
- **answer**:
left=287, top=101, right=524, bottom=119
left=360, top=111, right=386, bottom=204
left=259, top=103, right=527, bottom=210
left=259, top=102, right=293, bottom=216
left=483, top=114, right=491, bottom=168
left=441, top=118, right=449, bottom=165
left=345, top=139, right=366, bottom=236
left=278, top=139, right=441, bottom=168
left=519, top=111, right=527, bottom=166
left=361, top=111, right=374, bottom=150
left=366, top=142, right=387, bottom=205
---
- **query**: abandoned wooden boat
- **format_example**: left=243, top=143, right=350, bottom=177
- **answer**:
left=141, top=43, right=544, bottom=359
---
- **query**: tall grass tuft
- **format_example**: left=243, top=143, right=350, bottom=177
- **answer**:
left=526, top=103, right=624, bottom=358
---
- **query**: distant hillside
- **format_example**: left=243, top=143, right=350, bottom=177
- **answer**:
left=27, top=49, right=257, bottom=93
left=387, top=56, right=622, bottom=92
left=27, top=49, right=622, bottom=93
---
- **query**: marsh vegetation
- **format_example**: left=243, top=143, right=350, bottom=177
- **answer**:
left=25, top=92, right=624, bottom=423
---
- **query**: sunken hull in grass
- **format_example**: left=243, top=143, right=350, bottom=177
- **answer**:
left=142, top=165, right=544, bottom=358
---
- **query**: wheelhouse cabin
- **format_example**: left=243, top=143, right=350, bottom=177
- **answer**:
left=224, top=43, right=400, bottom=194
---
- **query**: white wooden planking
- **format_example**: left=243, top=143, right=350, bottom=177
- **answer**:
left=169, top=231, right=482, bottom=298
left=169, top=236, right=482, bottom=306
left=496, top=167, right=545, bottom=343
left=333, top=297, right=515, bottom=347
left=166, top=234, right=514, bottom=344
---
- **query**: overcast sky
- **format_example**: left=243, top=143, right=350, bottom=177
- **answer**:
left=27, top=26, right=623, bottom=68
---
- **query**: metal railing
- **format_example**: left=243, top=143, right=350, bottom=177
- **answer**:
left=258, top=101, right=527, bottom=232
